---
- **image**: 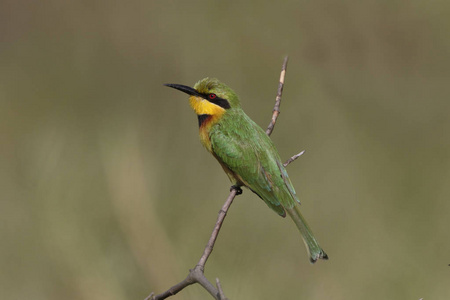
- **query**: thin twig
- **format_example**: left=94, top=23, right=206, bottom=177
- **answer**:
left=146, top=276, right=194, bottom=300
left=265, top=56, right=305, bottom=169
left=197, top=188, right=238, bottom=270
left=216, top=278, right=228, bottom=300
left=283, top=150, right=305, bottom=167
left=148, top=189, right=237, bottom=300
left=266, top=55, right=288, bottom=136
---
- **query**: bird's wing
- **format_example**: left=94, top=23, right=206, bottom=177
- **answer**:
left=210, top=127, right=297, bottom=217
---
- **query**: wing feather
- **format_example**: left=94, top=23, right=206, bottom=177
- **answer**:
left=210, top=113, right=298, bottom=216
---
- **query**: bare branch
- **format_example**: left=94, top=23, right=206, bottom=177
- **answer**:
left=264, top=56, right=304, bottom=169
left=283, top=150, right=305, bottom=167
left=266, top=55, right=289, bottom=136
left=197, top=188, right=237, bottom=269
left=148, top=188, right=237, bottom=300
left=216, top=278, right=228, bottom=300
left=147, top=275, right=194, bottom=300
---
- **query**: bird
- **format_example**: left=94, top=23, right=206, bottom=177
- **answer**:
left=165, top=77, right=328, bottom=263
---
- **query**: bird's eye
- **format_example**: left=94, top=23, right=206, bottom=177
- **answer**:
left=208, top=93, right=217, bottom=100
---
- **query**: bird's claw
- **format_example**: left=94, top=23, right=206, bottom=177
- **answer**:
left=230, top=185, right=243, bottom=195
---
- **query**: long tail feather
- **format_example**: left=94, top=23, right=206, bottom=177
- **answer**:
left=285, top=205, right=328, bottom=263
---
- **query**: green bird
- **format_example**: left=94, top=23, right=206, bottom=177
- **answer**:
left=165, top=78, right=328, bottom=263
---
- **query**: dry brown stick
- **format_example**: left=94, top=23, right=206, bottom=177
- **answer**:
left=148, top=189, right=238, bottom=300
left=216, top=278, right=228, bottom=300
left=266, top=55, right=289, bottom=136
left=267, top=57, right=306, bottom=169
left=283, top=150, right=305, bottom=167
left=197, top=188, right=238, bottom=270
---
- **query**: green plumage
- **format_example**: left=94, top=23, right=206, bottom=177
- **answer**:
left=210, top=109, right=293, bottom=216
left=165, top=78, right=328, bottom=263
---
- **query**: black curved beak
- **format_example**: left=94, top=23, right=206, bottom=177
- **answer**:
left=164, top=83, right=201, bottom=97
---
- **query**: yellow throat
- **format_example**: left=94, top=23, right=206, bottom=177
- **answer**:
left=189, top=95, right=225, bottom=152
left=189, top=96, right=226, bottom=117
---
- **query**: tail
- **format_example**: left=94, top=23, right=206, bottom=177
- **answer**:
left=285, top=205, right=328, bottom=263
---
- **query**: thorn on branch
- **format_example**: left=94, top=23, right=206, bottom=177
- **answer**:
left=283, top=150, right=305, bottom=167
left=145, top=292, right=154, bottom=300
left=216, top=278, right=228, bottom=300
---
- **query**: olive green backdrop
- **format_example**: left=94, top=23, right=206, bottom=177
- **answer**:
left=1, top=1, right=449, bottom=299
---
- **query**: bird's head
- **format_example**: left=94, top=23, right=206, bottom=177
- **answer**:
left=165, top=78, right=240, bottom=117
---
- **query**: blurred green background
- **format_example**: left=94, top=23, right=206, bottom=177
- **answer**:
left=1, top=0, right=450, bottom=299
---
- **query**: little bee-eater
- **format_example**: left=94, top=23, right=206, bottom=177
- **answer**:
left=165, top=78, right=328, bottom=263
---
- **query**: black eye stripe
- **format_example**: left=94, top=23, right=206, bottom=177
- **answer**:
left=210, top=98, right=231, bottom=109
left=201, top=93, right=231, bottom=109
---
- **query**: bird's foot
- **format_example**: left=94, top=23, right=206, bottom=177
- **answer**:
left=230, top=185, right=243, bottom=195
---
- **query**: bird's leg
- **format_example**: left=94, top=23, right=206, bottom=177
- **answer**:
left=230, top=185, right=243, bottom=195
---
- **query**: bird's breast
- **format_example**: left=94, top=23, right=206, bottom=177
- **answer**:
left=197, top=114, right=218, bottom=153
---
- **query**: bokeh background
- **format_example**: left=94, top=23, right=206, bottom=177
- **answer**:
left=1, top=1, right=450, bottom=299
